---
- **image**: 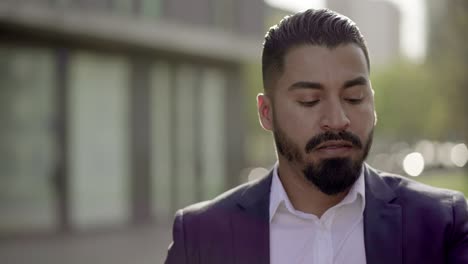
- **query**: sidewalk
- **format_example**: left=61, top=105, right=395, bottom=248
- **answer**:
left=0, top=224, right=172, bottom=264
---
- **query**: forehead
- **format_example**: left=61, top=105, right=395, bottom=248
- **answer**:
left=278, top=44, right=369, bottom=89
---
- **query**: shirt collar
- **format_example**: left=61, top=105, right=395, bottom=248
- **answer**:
left=269, top=162, right=366, bottom=222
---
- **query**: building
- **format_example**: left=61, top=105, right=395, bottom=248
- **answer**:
left=327, top=0, right=401, bottom=68
left=0, top=1, right=264, bottom=263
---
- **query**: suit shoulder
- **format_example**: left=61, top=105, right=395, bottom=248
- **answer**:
left=375, top=169, right=465, bottom=206
left=179, top=178, right=261, bottom=217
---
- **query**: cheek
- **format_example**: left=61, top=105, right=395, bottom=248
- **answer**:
left=348, top=105, right=375, bottom=134
left=285, top=102, right=317, bottom=127
left=274, top=101, right=318, bottom=141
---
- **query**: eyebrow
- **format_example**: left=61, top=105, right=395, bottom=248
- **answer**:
left=288, top=76, right=368, bottom=91
left=343, top=76, right=368, bottom=89
left=288, top=81, right=323, bottom=91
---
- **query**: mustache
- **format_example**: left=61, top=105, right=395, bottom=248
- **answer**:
left=305, top=131, right=363, bottom=153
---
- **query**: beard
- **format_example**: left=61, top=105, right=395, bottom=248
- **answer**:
left=273, top=121, right=373, bottom=196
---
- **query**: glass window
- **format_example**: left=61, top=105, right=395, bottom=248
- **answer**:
left=173, top=64, right=197, bottom=210
left=149, top=63, right=228, bottom=220
left=68, top=51, right=130, bottom=229
left=0, top=46, right=57, bottom=233
left=141, top=0, right=161, bottom=19
left=150, top=61, right=173, bottom=221
left=199, top=68, right=226, bottom=200
left=112, top=0, right=133, bottom=15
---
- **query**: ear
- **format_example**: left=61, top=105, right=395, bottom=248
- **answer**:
left=257, top=93, right=273, bottom=131
left=374, top=110, right=378, bottom=125
left=369, top=82, right=378, bottom=126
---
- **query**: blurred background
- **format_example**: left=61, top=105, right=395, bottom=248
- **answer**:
left=0, top=0, right=466, bottom=263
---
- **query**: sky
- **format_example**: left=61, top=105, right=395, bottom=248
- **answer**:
left=264, top=0, right=426, bottom=62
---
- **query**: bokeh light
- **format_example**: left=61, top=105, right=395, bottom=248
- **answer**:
left=450, top=143, right=468, bottom=168
left=415, top=140, right=436, bottom=165
left=437, top=142, right=455, bottom=167
left=403, top=152, right=425, bottom=177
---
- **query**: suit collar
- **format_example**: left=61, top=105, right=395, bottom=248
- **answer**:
left=269, top=163, right=367, bottom=222
left=232, top=164, right=403, bottom=264
left=364, top=164, right=397, bottom=202
left=236, top=170, right=273, bottom=219
left=236, top=164, right=387, bottom=216
left=232, top=170, right=272, bottom=264
left=363, top=164, right=402, bottom=264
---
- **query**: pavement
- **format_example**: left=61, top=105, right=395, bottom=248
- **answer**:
left=0, top=223, right=172, bottom=264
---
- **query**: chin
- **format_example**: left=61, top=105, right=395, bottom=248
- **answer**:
left=303, top=157, right=363, bottom=195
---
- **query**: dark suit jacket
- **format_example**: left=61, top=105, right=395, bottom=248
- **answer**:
left=165, top=165, right=468, bottom=264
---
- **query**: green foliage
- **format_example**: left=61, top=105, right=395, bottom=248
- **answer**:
left=415, top=170, right=468, bottom=196
left=242, top=62, right=263, bottom=131
left=426, top=0, right=468, bottom=142
left=372, top=61, right=453, bottom=141
left=242, top=62, right=277, bottom=166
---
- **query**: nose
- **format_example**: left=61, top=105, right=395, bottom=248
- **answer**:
left=319, top=100, right=350, bottom=131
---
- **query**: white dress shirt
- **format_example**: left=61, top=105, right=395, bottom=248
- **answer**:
left=269, top=163, right=367, bottom=264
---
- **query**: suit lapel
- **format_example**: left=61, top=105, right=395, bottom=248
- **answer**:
left=232, top=172, right=272, bottom=264
left=229, top=165, right=403, bottom=264
left=363, top=165, right=402, bottom=264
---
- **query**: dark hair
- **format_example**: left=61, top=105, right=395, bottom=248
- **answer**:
left=262, top=9, right=370, bottom=93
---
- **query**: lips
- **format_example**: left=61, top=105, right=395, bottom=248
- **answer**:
left=315, top=140, right=353, bottom=150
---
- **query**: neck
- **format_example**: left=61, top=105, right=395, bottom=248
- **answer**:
left=277, top=158, right=350, bottom=218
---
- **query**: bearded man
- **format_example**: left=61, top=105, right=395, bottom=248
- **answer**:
left=165, top=9, right=468, bottom=264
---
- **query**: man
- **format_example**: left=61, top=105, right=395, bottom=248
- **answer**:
left=165, top=9, right=468, bottom=264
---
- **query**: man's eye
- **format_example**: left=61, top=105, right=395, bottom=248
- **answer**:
left=298, top=100, right=319, bottom=107
left=345, top=98, right=363, bottom=104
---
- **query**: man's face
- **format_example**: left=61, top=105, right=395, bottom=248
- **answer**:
left=258, top=44, right=376, bottom=195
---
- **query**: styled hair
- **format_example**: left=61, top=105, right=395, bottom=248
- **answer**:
left=262, top=9, right=370, bottom=93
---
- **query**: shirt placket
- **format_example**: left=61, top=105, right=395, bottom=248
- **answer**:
left=316, top=211, right=335, bottom=264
